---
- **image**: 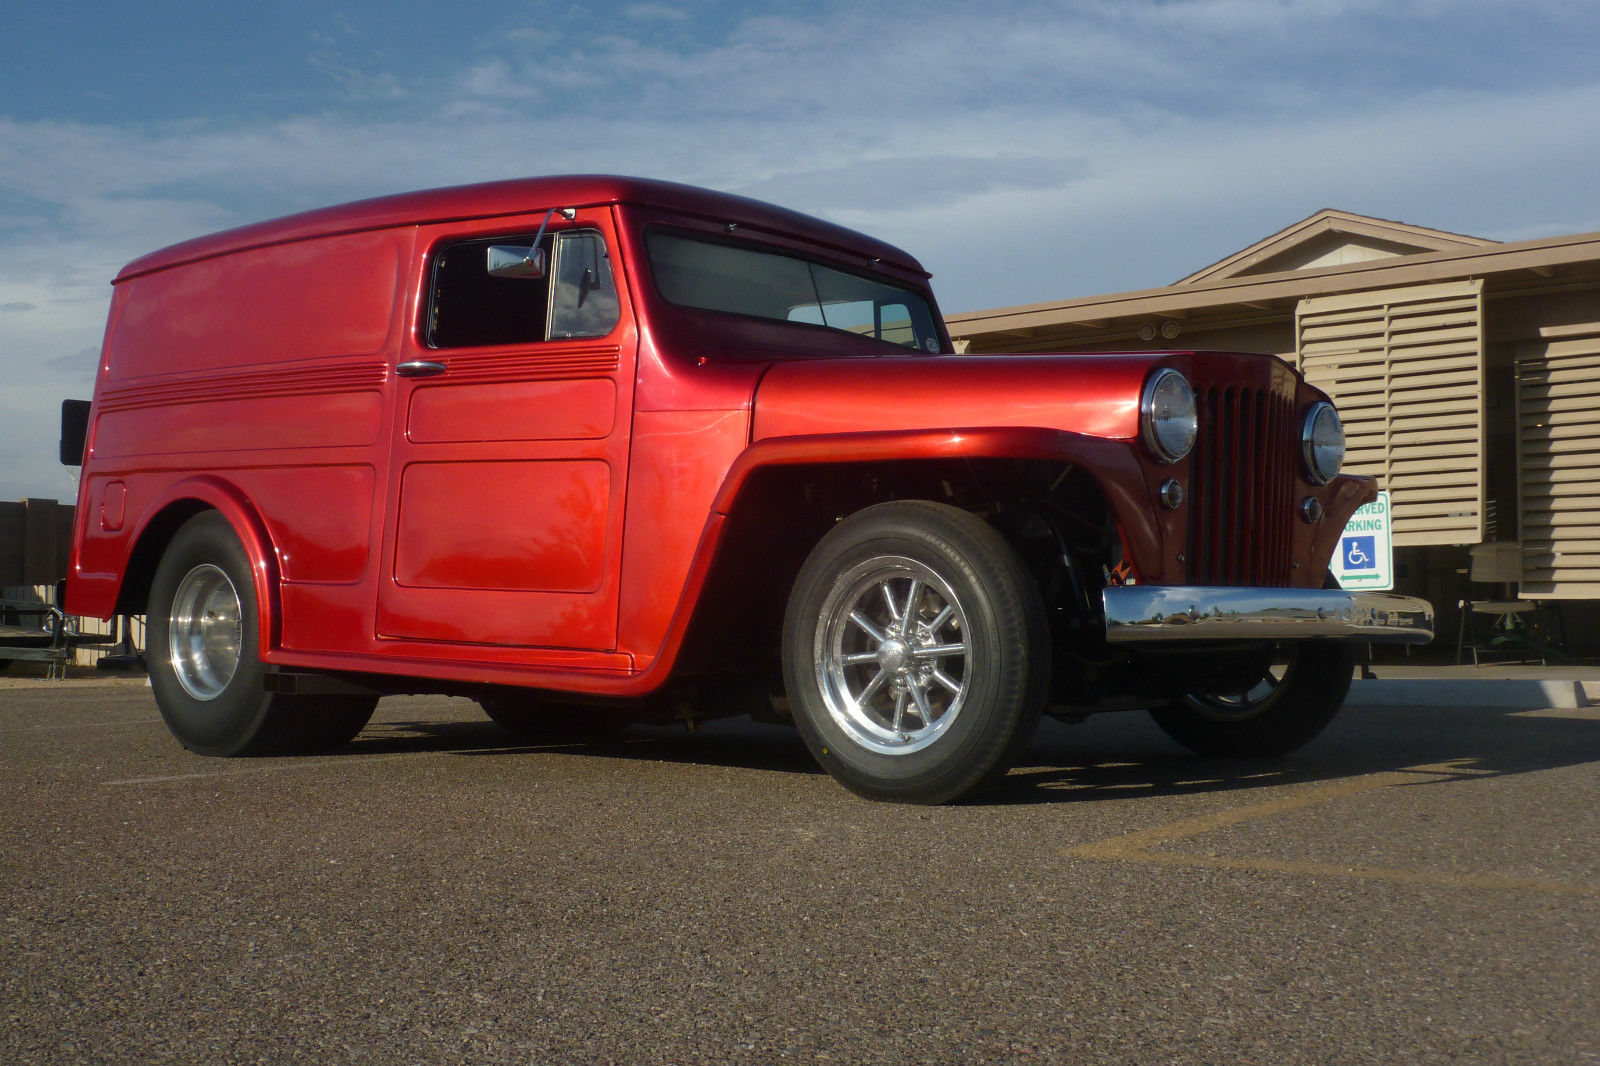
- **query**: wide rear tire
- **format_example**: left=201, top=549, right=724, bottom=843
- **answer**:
left=148, top=512, right=375, bottom=756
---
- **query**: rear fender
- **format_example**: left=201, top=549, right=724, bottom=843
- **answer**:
left=118, top=477, right=282, bottom=656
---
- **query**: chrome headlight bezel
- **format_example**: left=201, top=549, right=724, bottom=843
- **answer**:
left=1140, top=368, right=1197, bottom=464
left=1301, top=401, right=1345, bottom=485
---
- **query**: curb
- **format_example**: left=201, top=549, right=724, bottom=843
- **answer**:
left=1348, top=678, right=1590, bottom=709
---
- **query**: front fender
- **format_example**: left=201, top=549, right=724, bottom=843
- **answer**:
left=710, top=425, right=1162, bottom=569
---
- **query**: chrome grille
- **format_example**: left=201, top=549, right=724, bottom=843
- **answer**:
left=1187, top=385, right=1296, bottom=587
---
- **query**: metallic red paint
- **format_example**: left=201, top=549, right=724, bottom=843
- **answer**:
left=752, top=355, right=1152, bottom=442
left=67, top=175, right=1376, bottom=699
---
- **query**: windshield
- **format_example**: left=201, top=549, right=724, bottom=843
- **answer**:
left=647, top=231, right=942, bottom=353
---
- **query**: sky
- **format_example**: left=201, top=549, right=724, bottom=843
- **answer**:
left=3, top=0, right=1599, bottom=503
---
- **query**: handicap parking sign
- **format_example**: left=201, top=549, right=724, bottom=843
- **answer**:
left=1343, top=535, right=1377, bottom=570
left=1331, top=492, right=1393, bottom=591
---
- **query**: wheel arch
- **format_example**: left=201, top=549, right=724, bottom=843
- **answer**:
left=672, top=431, right=1128, bottom=681
left=115, top=478, right=283, bottom=656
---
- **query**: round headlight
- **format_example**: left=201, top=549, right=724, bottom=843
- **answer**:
left=1140, top=368, right=1197, bottom=464
left=1302, top=402, right=1345, bottom=485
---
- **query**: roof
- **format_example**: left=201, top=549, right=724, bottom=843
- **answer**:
left=948, top=225, right=1600, bottom=344
left=1176, top=209, right=1496, bottom=285
left=116, top=175, right=928, bottom=281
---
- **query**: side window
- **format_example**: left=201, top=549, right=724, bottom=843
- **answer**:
left=788, top=299, right=917, bottom=345
left=427, top=232, right=553, bottom=348
left=426, top=228, right=620, bottom=348
left=548, top=231, right=621, bottom=340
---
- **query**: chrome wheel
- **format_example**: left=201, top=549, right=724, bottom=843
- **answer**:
left=148, top=511, right=375, bottom=757
left=1152, top=641, right=1356, bottom=757
left=814, top=555, right=972, bottom=756
left=784, top=501, right=1048, bottom=803
left=167, top=563, right=242, bottom=701
left=1181, top=649, right=1292, bottom=722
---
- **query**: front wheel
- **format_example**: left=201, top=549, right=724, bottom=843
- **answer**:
left=1149, top=641, right=1357, bottom=757
left=782, top=501, right=1049, bottom=804
left=148, top=512, right=375, bottom=756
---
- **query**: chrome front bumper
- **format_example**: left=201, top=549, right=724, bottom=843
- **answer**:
left=1102, top=586, right=1434, bottom=645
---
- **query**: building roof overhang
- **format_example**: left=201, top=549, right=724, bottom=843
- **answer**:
left=948, top=227, right=1600, bottom=345
left=1175, top=208, right=1495, bottom=285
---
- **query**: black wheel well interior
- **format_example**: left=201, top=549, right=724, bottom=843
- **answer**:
left=113, top=501, right=214, bottom=616
left=671, top=457, right=1114, bottom=680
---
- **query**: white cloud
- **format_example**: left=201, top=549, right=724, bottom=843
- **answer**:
left=623, top=3, right=690, bottom=22
left=0, top=0, right=1596, bottom=499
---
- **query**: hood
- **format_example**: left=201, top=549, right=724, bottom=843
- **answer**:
left=752, top=353, right=1176, bottom=442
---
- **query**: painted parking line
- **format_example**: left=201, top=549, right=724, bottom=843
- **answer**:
left=97, top=728, right=559, bottom=786
left=1064, top=761, right=1600, bottom=898
left=6, top=718, right=162, bottom=734
left=100, top=747, right=461, bottom=787
left=102, top=769, right=259, bottom=786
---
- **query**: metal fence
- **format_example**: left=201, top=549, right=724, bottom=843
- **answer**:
left=1, top=498, right=142, bottom=669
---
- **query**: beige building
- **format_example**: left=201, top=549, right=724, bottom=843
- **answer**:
left=949, top=210, right=1600, bottom=655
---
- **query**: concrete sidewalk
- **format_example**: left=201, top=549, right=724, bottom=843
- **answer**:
left=7, top=660, right=1600, bottom=709
left=1351, top=661, right=1600, bottom=709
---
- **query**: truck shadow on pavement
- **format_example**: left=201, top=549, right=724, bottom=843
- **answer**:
left=341, top=699, right=1600, bottom=806
left=987, top=701, right=1600, bottom=806
left=349, top=714, right=829, bottom=778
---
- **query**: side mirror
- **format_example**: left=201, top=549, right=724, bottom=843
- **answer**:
left=60, top=399, right=90, bottom=466
left=486, top=244, right=547, bottom=280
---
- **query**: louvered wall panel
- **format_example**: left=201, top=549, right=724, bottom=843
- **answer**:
left=1295, top=280, right=1485, bottom=546
left=1517, top=328, right=1600, bottom=597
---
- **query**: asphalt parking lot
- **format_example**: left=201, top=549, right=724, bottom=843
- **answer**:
left=3, top=676, right=1598, bottom=1064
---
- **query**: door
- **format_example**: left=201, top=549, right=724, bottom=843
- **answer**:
left=376, top=209, right=637, bottom=650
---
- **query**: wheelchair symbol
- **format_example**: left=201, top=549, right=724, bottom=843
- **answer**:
left=1343, top=535, right=1377, bottom=570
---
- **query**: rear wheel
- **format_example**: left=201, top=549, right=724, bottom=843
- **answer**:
left=478, top=694, right=630, bottom=742
left=782, top=501, right=1049, bottom=804
left=1150, top=641, right=1356, bottom=757
left=148, top=512, right=375, bottom=756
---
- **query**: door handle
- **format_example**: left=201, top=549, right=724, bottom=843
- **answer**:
left=395, top=360, right=448, bottom=378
